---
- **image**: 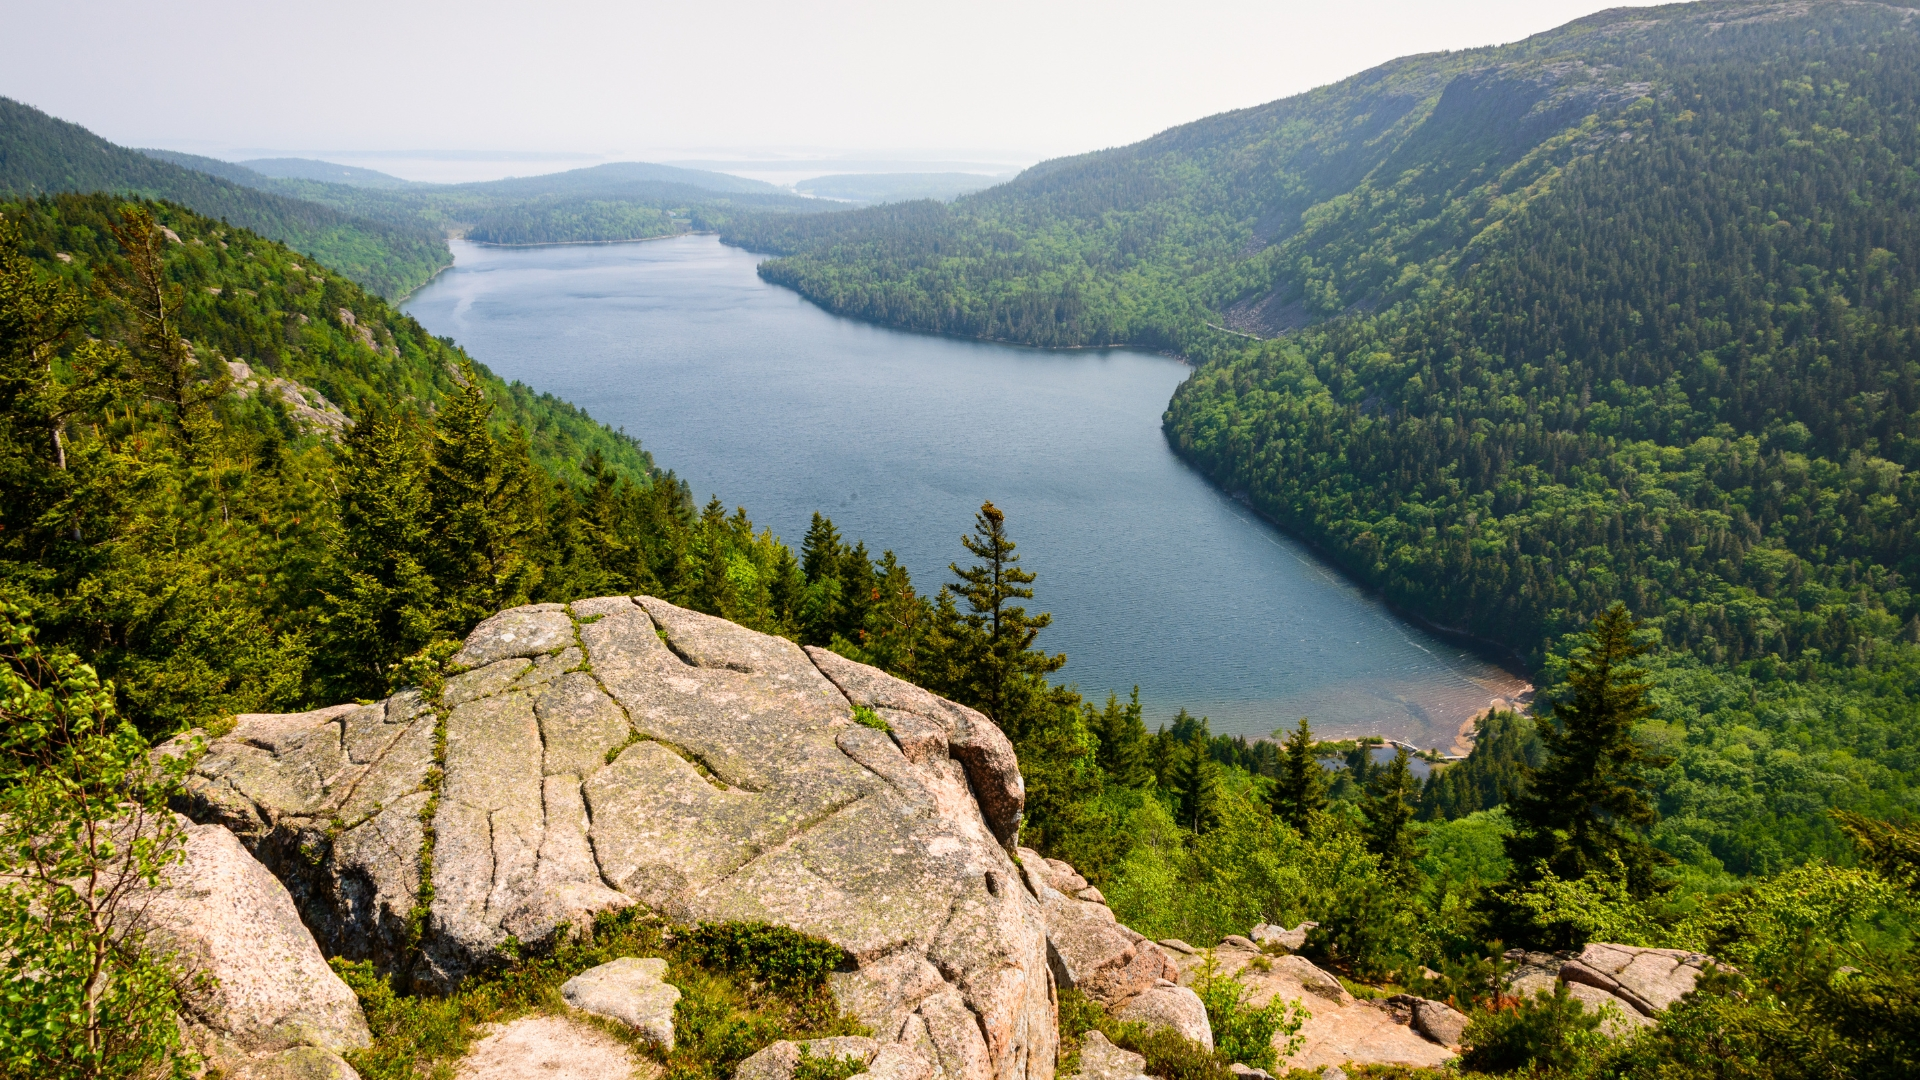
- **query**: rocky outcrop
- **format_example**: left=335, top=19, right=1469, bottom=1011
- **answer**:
left=172, top=597, right=1054, bottom=1080
left=561, top=957, right=681, bottom=1049
left=1112, top=985, right=1212, bottom=1051
left=1249, top=922, right=1314, bottom=953
left=1504, top=944, right=1719, bottom=1036
left=1018, top=848, right=1180, bottom=1007
left=1560, top=943, right=1717, bottom=1016
left=1167, top=937, right=1451, bottom=1073
left=134, top=820, right=370, bottom=1079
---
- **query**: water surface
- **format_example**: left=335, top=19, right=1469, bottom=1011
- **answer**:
left=404, top=236, right=1524, bottom=749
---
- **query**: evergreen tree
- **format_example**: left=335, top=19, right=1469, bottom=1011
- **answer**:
left=1167, top=737, right=1221, bottom=834
left=427, top=366, right=541, bottom=627
left=320, top=408, right=437, bottom=694
left=1362, top=747, right=1422, bottom=882
left=927, top=501, right=1064, bottom=732
left=104, top=207, right=229, bottom=453
left=1087, top=689, right=1151, bottom=789
left=1504, top=604, right=1674, bottom=899
left=1271, top=717, right=1326, bottom=832
left=691, top=497, right=739, bottom=619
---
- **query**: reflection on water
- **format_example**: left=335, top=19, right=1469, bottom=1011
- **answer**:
left=403, top=235, right=1526, bottom=750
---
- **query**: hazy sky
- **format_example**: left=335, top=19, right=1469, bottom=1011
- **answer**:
left=9, top=0, right=1661, bottom=177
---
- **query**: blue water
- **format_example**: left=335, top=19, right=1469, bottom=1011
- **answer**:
left=403, top=235, right=1525, bottom=750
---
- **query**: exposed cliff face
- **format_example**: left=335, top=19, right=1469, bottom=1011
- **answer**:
left=175, top=596, right=1054, bottom=1080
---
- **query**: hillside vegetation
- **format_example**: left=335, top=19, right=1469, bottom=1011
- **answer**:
left=726, top=1, right=1920, bottom=874
left=0, top=98, right=451, bottom=298
left=0, top=194, right=687, bottom=727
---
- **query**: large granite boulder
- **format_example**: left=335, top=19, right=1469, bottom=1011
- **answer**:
left=560, top=957, right=680, bottom=1049
left=134, top=820, right=370, bottom=1079
left=173, top=597, right=1052, bottom=1080
left=1560, top=943, right=1717, bottom=1017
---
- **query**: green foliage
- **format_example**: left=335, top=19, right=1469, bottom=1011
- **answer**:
left=792, top=1048, right=869, bottom=1080
left=1418, top=711, right=1540, bottom=822
left=1270, top=718, right=1325, bottom=832
left=921, top=501, right=1066, bottom=733
left=1504, top=606, right=1673, bottom=914
left=851, top=705, right=889, bottom=732
left=1189, top=955, right=1308, bottom=1069
left=1361, top=747, right=1422, bottom=883
left=1459, top=983, right=1609, bottom=1075
left=0, top=607, right=193, bottom=1080
left=338, top=911, right=865, bottom=1080
left=1501, top=857, right=1666, bottom=952
left=0, top=195, right=761, bottom=723
left=678, top=921, right=848, bottom=994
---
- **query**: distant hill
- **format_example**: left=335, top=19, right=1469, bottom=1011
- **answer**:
left=243, top=157, right=418, bottom=188
left=453, top=160, right=784, bottom=197
left=0, top=99, right=451, bottom=299
left=795, top=172, right=1008, bottom=204
left=134, top=149, right=832, bottom=246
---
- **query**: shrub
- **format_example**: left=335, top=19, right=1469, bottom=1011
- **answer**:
left=680, top=921, right=848, bottom=993
left=793, top=1047, right=869, bottom=1080
left=0, top=608, right=195, bottom=1080
left=1190, top=954, right=1308, bottom=1069
left=1056, top=988, right=1232, bottom=1080
left=1458, top=982, right=1607, bottom=1074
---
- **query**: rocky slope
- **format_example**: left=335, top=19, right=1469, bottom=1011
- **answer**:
left=159, top=596, right=1719, bottom=1078
left=174, top=596, right=1055, bottom=1080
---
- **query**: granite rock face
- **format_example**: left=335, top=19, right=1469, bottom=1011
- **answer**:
left=1561, top=944, right=1717, bottom=1016
left=1018, top=847, right=1179, bottom=1010
left=133, top=820, right=370, bottom=1079
left=1068, top=1031, right=1147, bottom=1080
left=736, top=1036, right=936, bottom=1080
left=561, top=957, right=681, bottom=1049
left=1503, top=943, right=1720, bottom=1035
left=173, top=597, right=1053, bottom=1080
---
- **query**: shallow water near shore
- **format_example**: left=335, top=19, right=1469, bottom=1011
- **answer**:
left=403, top=235, right=1524, bottom=748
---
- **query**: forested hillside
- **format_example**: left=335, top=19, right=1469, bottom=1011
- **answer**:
left=0, top=194, right=693, bottom=728
left=143, top=149, right=829, bottom=246
left=725, top=1, right=1920, bottom=874
left=0, top=99, right=451, bottom=298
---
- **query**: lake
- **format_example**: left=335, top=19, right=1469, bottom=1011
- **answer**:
left=403, top=235, right=1527, bottom=751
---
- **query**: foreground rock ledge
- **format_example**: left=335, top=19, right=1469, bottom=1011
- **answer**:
left=173, top=596, right=1053, bottom=1080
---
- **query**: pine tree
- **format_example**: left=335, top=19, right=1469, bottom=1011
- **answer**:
left=104, top=207, right=228, bottom=452
left=800, top=512, right=842, bottom=583
left=427, top=366, right=540, bottom=628
left=1087, top=689, right=1151, bottom=789
left=690, top=497, right=738, bottom=618
left=1504, top=604, right=1674, bottom=898
left=320, top=408, right=437, bottom=694
left=1270, top=717, right=1326, bottom=831
left=1168, top=737, right=1221, bottom=834
left=1362, top=747, right=1422, bottom=882
left=930, top=502, right=1064, bottom=733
